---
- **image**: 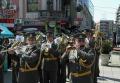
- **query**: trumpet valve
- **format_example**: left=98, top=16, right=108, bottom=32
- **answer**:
left=45, top=48, right=49, bottom=52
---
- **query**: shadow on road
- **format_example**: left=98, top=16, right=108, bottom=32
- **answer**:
left=98, top=76, right=120, bottom=82
left=107, top=65, right=120, bottom=68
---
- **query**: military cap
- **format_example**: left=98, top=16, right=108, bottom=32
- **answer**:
left=46, top=31, right=54, bottom=37
left=26, top=33, right=36, bottom=41
left=85, top=29, right=93, bottom=33
left=74, top=33, right=86, bottom=40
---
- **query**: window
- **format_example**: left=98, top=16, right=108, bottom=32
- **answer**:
left=47, top=0, right=53, bottom=11
left=27, top=0, right=38, bottom=12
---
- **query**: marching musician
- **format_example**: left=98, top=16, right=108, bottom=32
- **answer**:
left=61, top=33, right=95, bottom=83
left=8, top=34, right=41, bottom=83
left=84, top=29, right=98, bottom=83
left=2, top=38, right=10, bottom=72
left=41, top=31, right=60, bottom=83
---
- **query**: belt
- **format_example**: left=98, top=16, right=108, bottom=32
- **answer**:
left=71, top=70, right=91, bottom=77
left=19, top=55, right=41, bottom=72
left=19, top=67, right=37, bottom=72
left=44, top=57, right=58, bottom=61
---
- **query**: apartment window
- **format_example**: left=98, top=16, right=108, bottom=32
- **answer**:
left=27, top=0, right=38, bottom=12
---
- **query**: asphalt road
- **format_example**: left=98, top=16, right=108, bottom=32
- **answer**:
left=4, top=70, right=12, bottom=83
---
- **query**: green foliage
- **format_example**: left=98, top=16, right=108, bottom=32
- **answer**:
left=101, top=40, right=112, bottom=54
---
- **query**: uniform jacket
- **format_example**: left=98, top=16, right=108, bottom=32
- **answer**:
left=15, top=45, right=41, bottom=83
left=62, top=47, right=95, bottom=74
left=41, top=42, right=60, bottom=71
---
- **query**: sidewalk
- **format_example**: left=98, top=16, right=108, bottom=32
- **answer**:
left=98, top=51, right=120, bottom=83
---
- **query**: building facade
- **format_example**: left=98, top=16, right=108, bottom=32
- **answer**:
left=100, top=20, right=114, bottom=38
left=75, top=0, right=94, bottom=30
left=17, top=0, right=63, bottom=32
left=116, top=5, right=120, bottom=43
left=0, top=0, right=94, bottom=33
left=0, top=0, right=18, bottom=31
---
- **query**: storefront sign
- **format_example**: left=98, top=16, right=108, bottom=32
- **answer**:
left=0, top=9, right=16, bottom=17
left=0, top=18, right=14, bottom=23
left=23, top=20, right=44, bottom=26
left=49, top=21, right=56, bottom=27
left=0, top=19, right=15, bottom=27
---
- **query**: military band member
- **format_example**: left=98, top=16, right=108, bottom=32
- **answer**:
left=61, top=34, right=95, bottom=83
left=41, top=32, right=60, bottom=83
left=2, top=38, right=10, bottom=72
left=55, top=34, right=68, bottom=83
left=84, top=29, right=97, bottom=83
left=8, top=35, right=41, bottom=83
left=93, top=34, right=102, bottom=83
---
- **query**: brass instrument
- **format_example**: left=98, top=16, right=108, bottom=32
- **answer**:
left=0, top=41, right=22, bottom=53
left=44, top=43, right=51, bottom=52
left=62, top=33, right=69, bottom=39
left=0, top=32, right=44, bottom=53
left=35, top=32, right=46, bottom=45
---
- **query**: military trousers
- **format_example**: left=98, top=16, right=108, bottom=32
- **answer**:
left=59, top=63, right=66, bottom=83
left=0, top=69, right=4, bottom=83
left=18, top=70, right=39, bottom=83
left=12, top=67, right=19, bottom=83
left=43, top=70, right=57, bottom=83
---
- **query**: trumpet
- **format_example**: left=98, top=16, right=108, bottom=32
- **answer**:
left=0, top=41, right=22, bottom=53
left=66, top=43, right=76, bottom=51
left=35, top=32, right=46, bottom=45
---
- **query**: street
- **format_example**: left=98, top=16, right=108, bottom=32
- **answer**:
left=4, top=70, right=12, bottom=83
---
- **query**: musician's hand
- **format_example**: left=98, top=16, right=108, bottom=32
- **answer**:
left=8, top=48, right=15, bottom=54
left=66, top=45, right=71, bottom=53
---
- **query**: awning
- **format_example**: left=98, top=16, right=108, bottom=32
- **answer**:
left=0, top=25, right=14, bottom=38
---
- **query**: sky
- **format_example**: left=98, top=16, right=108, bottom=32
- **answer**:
left=91, top=0, right=120, bottom=22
